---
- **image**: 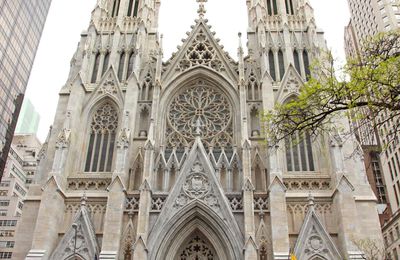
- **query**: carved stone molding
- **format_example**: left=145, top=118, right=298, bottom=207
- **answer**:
left=226, top=194, right=243, bottom=212
left=151, top=195, right=167, bottom=212
left=254, top=195, right=269, bottom=212
left=283, top=178, right=331, bottom=191
left=125, top=195, right=140, bottom=212
left=67, top=178, right=111, bottom=191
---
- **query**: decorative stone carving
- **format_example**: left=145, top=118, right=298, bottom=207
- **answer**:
left=178, top=235, right=217, bottom=259
left=125, top=196, right=140, bottom=212
left=283, top=179, right=331, bottom=191
left=177, top=29, right=224, bottom=72
left=98, top=76, right=118, bottom=95
left=67, top=178, right=110, bottom=191
left=254, top=196, right=269, bottom=211
left=293, top=198, right=342, bottom=259
left=174, top=161, right=219, bottom=209
left=151, top=196, right=167, bottom=211
left=226, top=195, right=243, bottom=211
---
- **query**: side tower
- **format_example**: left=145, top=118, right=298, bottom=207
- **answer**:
left=15, top=0, right=162, bottom=259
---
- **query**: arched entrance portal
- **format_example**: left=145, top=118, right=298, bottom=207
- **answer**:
left=176, top=231, right=219, bottom=260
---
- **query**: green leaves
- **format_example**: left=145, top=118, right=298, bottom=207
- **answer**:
left=262, top=30, right=400, bottom=146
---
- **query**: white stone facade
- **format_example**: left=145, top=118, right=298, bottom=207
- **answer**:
left=14, top=0, right=383, bottom=259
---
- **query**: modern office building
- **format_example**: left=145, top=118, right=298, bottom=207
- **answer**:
left=0, top=134, right=41, bottom=259
left=0, top=0, right=52, bottom=178
left=15, top=99, right=40, bottom=135
left=14, top=0, right=383, bottom=259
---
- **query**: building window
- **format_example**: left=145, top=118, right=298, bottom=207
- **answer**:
left=111, top=0, right=121, bottom=17
left=278, top=49, right=285, bottom=80
left=0, top=241, right=14, bottom=248
left=0, top=220, right=17, bottom=227
left=268, top=50, right=276, bottom=81
left=127, top=0, right=140, bottom=17
left=285, top=132, right=315, bottom=172
left=0, top=200, right=9, bottom=207
left=0, top=252, right=12, bottom=259
left=91, top=52, right=101, bottom=83
left=118, top=51, right=126, bottom=81
left=293, top=49, right=301, bottom=75
left=303, top=50, right=310, bottom=78
left=127, top=52, right=135, bottom=80
left=102, top=51, right=110, bottom=76
left=0, top=210, right=7, bottom=216
left=84, top=102, right=119, bottom=173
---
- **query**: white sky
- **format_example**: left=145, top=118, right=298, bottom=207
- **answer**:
left=26, top=0, right=350, bottom=141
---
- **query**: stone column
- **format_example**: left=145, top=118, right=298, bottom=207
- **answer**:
left=268, top=145, right=290, bottom=260
left=100, top=113, right=131, bottom=259
left=132, top=141, right=155, bottom=259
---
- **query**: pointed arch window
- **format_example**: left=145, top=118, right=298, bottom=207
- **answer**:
left=268, top=50, right=276, bottom=81
left=91, top=52, right=101, bottom=83
left=278, top=49, right=285, bottom=80
left=127, top=0, right=140, bottom=17
left=285, top=131, right=315, bottom=172
left=126, top=52, right=135, bottom=80
left=102, top=51, right=110, bottom=76
left=272, top=0, right=278, bottom=15
left=247, top=71, right=261, bottom=101
left=140, top=72, right=154, bottom=101
left=84, top=102, right=119, bottom=172
left=111, top=0, right=120, bottom=17
left=303, top=49, right=311, bottom=78
left=285, top=0, right=295, bottom=15
left=266, top=0, right=272, bottom=15
left=118, top=51, right=126, bottom=81
left=293, top=49, right=301, bottom=74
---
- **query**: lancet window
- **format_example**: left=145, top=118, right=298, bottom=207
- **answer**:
left=140, top=72, right=154, bottom=101
left=111, top=0, right=120, bottom=17
left=285, top=131, right=315, bottom=172
left=246, top=71, right=261, bottom=101
left=127, top=52, right=135, bottom=79
left=293, top=49, right=301, bottom=74
left=91, top=52, right=101, bottom=83
left=303, top=50, right=311, bottom=78
left=285, top=0, right=295, bottom=15
left=84, top=102, right=118, bottom=173
left=278, top=50, right=285, bottom=81
left=127, top=0, right=140, bottom=17
left=118, top=51, right=126, bottom=81
left=102, top=51, right=110, bottom=76
left=267, top=0, right=278, bottom=15
left=268, top=50, right=276, bottom=81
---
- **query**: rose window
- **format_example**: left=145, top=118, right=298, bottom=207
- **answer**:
left=166, top=79, right=233, bottom=149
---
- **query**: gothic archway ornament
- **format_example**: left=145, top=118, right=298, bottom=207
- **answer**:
left=175, top=161, right=219, bottom=209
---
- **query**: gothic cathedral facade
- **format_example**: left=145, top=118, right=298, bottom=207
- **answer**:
left=16, top=0, right=384, bottom=259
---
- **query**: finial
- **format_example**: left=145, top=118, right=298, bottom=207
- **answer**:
left=81, top=192, right=87, bottom=207
left=196, top=0, right=208, bottom=18
left=193, top=118, right=203, bottom=137
left=307, top=192, right=315, bottom=210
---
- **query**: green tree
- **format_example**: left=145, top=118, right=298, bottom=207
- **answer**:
left=262, top=30, right=400, bottom=146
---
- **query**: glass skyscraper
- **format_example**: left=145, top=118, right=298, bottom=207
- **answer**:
left=0, top=0, right=52, bottom=177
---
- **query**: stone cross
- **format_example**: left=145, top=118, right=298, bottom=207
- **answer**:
left=196, top=0, right=208, bottom=18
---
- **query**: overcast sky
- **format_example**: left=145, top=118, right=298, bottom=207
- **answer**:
left=26, top=0, right=350, bottom=142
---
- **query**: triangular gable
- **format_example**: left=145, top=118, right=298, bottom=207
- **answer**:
left=162, top=19, right=238, bottom=84
left=147, top=136, right=243, bottom=251
left=50, top=198, right=99, bottom=260
left=85, top=66, right=125, bottom=110
left=276, top=65, right=304, bottom=103
left=293, top=200, right=341, bottom=260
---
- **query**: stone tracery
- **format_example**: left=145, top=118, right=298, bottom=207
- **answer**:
left=166, top=79, right=233, bottom=150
